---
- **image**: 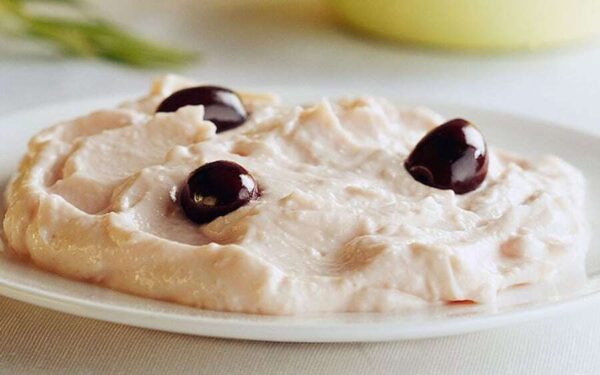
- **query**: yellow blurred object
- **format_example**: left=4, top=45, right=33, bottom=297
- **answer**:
left=327, top=0, right=600, bottom=50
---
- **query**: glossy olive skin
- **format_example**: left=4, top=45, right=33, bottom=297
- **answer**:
left=404, top=118, right=488, bottom=194
left=180, top=160, right=259, bottom=224
left=156, top=86, right=247, bottom=133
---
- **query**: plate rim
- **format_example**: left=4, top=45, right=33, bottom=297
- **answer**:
left=2, top=265, right=600, bottom=342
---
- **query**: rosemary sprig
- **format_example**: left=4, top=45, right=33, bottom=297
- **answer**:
left=0, top=0, right=197, bottom=67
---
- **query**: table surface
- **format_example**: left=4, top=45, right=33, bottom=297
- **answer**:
left=1, top=0, right=600, bottom=374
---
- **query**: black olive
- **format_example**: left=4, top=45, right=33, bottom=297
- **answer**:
left=157, top=86, right=247, bottom=133
left=180, top=160, right=259, bottom=224
left=404, top=118, right=488, bottom=194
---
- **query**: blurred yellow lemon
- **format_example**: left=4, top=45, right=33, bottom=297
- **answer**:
left=327, top=0, right=600, bottom=50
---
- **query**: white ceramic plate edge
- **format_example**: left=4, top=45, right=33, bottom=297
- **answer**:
left=2, top=269, right=600, bottom=342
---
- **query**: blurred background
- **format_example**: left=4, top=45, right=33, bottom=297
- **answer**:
left=1, top=0, right=600, bottom=129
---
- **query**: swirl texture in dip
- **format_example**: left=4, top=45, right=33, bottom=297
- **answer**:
left=2, top=76, right=589, bottom=314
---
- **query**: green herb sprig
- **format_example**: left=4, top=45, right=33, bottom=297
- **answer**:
left=0, top=0, right=197, bottom=67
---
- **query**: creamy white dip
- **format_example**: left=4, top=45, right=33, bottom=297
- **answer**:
left=2, top=76, right=589, bottom=314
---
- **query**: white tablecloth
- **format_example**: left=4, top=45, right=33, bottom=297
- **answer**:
left=1, top=1, right=600, bottom=373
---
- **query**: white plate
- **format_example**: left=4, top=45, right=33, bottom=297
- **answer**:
left=0, top=92, right=599, bottom=342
